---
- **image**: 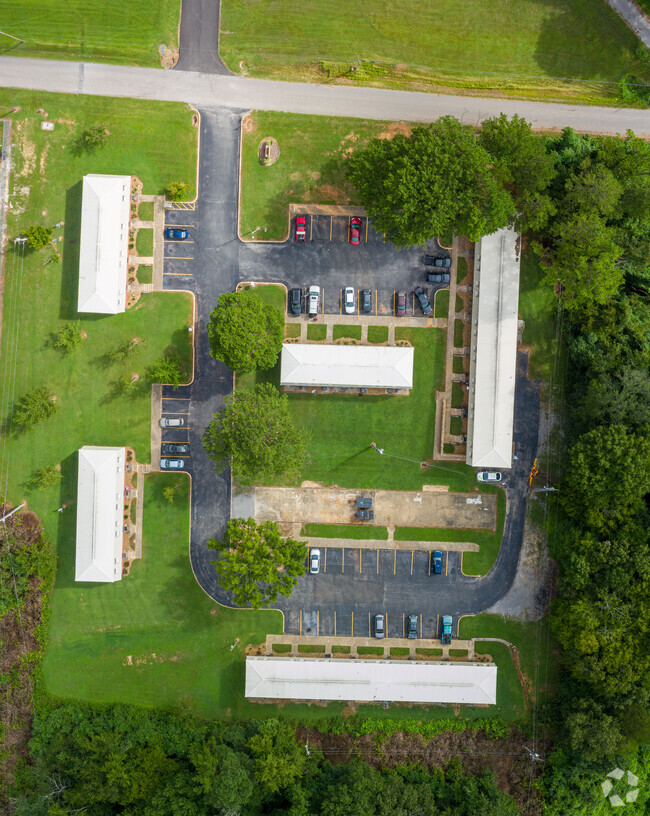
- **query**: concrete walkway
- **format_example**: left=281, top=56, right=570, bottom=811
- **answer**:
left=294, top=536, right=479, bottom=552
left=266, top=633, right=479, bottom=660
left=606, top=0, right=650, bottom=45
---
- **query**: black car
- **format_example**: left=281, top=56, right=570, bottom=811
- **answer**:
left=434, top=256, right=451, bottom=268
left=426, top=272, right=443, bottom=283
left=357, top=509, right=374, bottom=521
left=162, top=443, right=189, bottom=455
left=361, top=289, right=372, bottom=313
left=289, top=288, right=302, bottom=315
left=414, top=287, right=432, bottom=315
left=407, top=614, right=418, bottom=639
left=423, top=255, right=437, bottom=266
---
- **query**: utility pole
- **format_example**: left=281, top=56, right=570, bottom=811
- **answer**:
left=1, top=501, right=26, bottom=523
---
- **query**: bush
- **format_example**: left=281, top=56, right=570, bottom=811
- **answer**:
left=54, top=321, right=84, bottom=353
left=76, top=123, right=109, bottom=154
left=165, top=181, right=190, bottom=201
left=22, top=225, right=52, bottom=250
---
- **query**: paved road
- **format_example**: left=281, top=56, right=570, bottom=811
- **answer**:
left=174, top=0, right=229, bottom=74
left=158, top=107, right=540, bottom=635
left=1, top=55, right=648, bottom=136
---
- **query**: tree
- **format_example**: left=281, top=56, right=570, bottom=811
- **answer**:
left=538, top=212, right=623, bottom=312
left=148, top=357, right=183, bottom=389
left=247, top=719, right=305, bottom=793
left=22, top=224, right=52, bottom=250
left=561, top=425, right=650, bottom=532
left=76, top=123, right=109, bottom=154
left=162, top=479, right=185, bottom=504
left=202, top=383, right=305, bottom=485
left=574, top=367, right=650, bottom=433
left=165, top=181, right=190, bottom=201
left=207, top=290, right=284, bottom=372
left=13, top=386, right=58, bottom=430
left=562, top=164, right=623, bottom=219
left=346, top=116, right=515, bottom=247
left=208, top=518, right=307, bottom=608
left=111, top=337, right=142, bottom=363
left=32, top=464, right=62, bottom=489
left=565, top=700, right=624, bottom=761
left=54, top=321, right=84, bottom=353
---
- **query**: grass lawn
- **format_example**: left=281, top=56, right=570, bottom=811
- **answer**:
left=367, top=325, right=388, bottom=344
left=451, top=382, right=465, bottom=409
left=307, top=323, right=327, bottom=341
left=220, top=0, right=646, bottom=105
left=390, top=647, right=410, bottom=657
left=298, top=644, right=326, bottom=654
left=450, top=416, right=463, bottom=436
left=394, top=486, right=505, bottom=576
left=457, top=257, right=468, bottom=284
left=416, top=648, right=442, bottom=656
left=449, top=649, right=468, bottom=657
left=244, top=283, right=286, bottom=312
left=136, top=228, right=154, bottom=257
left=285, top=323, right=301, bottom=339
left=455, top=295, right=464, bottom=313
left=138, top=201, right=155, bottom=221
left=43, top=474, right=284, bottom=719
left=454, top=320, right=464, bottom=348
left=137, top=265, right=153, bottom=284
left=358, top=646, right=384, bottom=656
left=0, top=0, right=180, bottom=67
left=459, top=614, right=558, bottom=722
left=452, top=356, right=465, bottom=374
left=434, top=289, right=449, bottom=318
left=518, top=247, right=560, bottom=380
left=240, top=112, right=404, bottom=240
left=332, top=645, right=351, bottom=654
left=333, top=324, right=362, bottom=341
left=301, top=524, right=389, bottom=540
left=272, top=643, right=292, bottom=654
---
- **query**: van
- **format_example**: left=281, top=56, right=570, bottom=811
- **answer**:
left=308, top=285, right=320, bottom=316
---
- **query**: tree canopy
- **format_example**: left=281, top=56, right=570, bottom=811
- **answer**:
left=13, top=386, right=58, bottom=430
left=207, top=289, right=284, bottom=372
left=202, top=382, right=306, bottom=485
left=208, top=517, right=307, bottom=608
left=346, top=116, right=515, bottom=246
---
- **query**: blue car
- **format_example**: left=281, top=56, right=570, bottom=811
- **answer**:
left=164, top=228, right=188, bottom=240
left=433, top=551, right=443, bottom=574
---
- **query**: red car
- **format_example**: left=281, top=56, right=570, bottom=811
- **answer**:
left=349, top=216, right=362, bottom=245
left=295, top=216, right=307, bottom=242
left=395, top=290, right=407, bottom=316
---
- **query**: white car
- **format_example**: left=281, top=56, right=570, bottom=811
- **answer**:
left=160, top=458, right=185, bottom=470
left=308, top=285, right=320, bottom=316
left=344, top=286, right=355, bottom=314
left=477, top=471, right=502, bottom=482
left=309, top=549, right=321, bottom=574
left=160, top=417, right=184, bottom=427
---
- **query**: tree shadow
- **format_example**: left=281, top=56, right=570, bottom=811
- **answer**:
left=54, top=450, right=80, bottom=589
left=60, top=181, right=82, bottom=320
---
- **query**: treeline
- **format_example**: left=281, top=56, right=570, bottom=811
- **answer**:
left=11, top=702, right=519, bottom=816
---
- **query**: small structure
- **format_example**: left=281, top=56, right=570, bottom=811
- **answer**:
left=466, top=226, right=521, bottom=469
left=245, top=656, right=497, bottom=705
left=78, top=174, right=131, bottom=314
left=280, top=344, right=414, bottom=391
left=75, top=446, right=126, bottom=583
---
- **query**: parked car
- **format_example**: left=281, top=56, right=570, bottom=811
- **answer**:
left=357, top=509, right=374, bottom=521
left=308, top=285, right=320, bottom=316
left=477, top=471, right=502, bottom=482
left=289, top=287, right=302, bottom=315
left=434, top=256, right=451, bottom=268
left=441, top=272, right=450, bottom=283
left=426, top=272, right=444, bottom=283
left=361, top=289, right=372, bottom=313
left=164, top=228, right=188, bottom=240
left=423, top=255, right=437, bottom=266
left=407, top=614, right=418, bottom=639
left=295, top=216, right=307, bottom=242
left=395, top=290, right=407, bottom=316
left=414, top=286, right=432, bottom=315
left=349, top=216, right=362, bottom=245
left=160, top=458, right=185, bottom=470
left=433, top=551, right=443, bottom=574
left=162, top=443, right=189, bottom=455
left=309, top=548, right=321, bottom=574
left=344, top=286, right=356, bottom=314
left=374, top=614, right=385, bottom=639
left=441, top=615, right=453, bottom=644
left=160, top=417, right=184, bottom=427
left=356, top=497, right=372, bottom=508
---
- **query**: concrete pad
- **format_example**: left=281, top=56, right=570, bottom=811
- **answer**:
left=251, top=486, right=496, bottom=531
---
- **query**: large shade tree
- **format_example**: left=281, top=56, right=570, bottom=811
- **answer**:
left=209, top=518, right=307, bottom=608
left=202, top=383, right=306, bottom=485
left=208, top=289, right=283, bottom=373
left=346, top=116, right=515, bottom=247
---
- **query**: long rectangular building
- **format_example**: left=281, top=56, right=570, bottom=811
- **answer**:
left=245, top=657, right=497, bottom=705
left=78, top=174, right=130, bottom=314
left=466, top=226, right=521, bottom=469
left=280, top=344, right=414, bottom=390
left=75, top=446, right=126, bottom=583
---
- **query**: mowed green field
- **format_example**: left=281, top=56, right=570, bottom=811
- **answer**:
left=221, top=0, right=644, bottom=102
left=43, top=473, right=283, bottom=718
left=0, top=0, right=181, bottom=66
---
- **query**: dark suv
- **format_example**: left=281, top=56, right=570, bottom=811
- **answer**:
left=414, top=287, right=432, bottom=315
left=289, top=288, right=302, bottom=315
left=361, top=289, right=372, bottom=313
left=407, top=615, right=418, bottom=639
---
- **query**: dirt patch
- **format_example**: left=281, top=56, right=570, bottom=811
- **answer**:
left=309, top=184, right=349, bottom=204
left=297, top=725, right=546, bottom=815
left=378, top=122, right=413, bottom=140
left=242, top=114, right=256, bottom=134
left=160, top=46, right=179, bottom=69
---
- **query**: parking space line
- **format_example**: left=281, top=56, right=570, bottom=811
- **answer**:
left=420, top=613, right=422, bottom=636
left=300, top=610, right=302, bottom=635
left=324, top=547, right=327, bottom=573
left=334, top=611, right=337, bottom=636
left=365, top=219, right=368, bottom=243
left=163, top=262, right=194, bottom=266
left=342, top=549, right=344, bottom=573
left=310, top=215, right=313, bottom=241
left=317, top=610, right=320, bottom=636
left=402, top=614, right=405, bottom=638
left=322, top=289, right=325, bottom=314
left=164, top=239, right=194, bottom=244
left=368, top=612, right=371, bottom=638
left=436, top=613, right=439, bottom=637
left=376, top=549, right=379, bottom=573
left=446, top=552, right=449, bottom=576
left=329, top=216, right=332, bottom=241
left=393, top=549, right=396, bottom=574
left=165, top=223, right=194, bottom=228
left=339, top=289, right=342, bottom=315
left=375, top=290, right=378, bottom=316
left=351, top=611, right=354, bottom=636
left=410, top=550, right=414, bottom=575
left=161, top=411, right=189, bottom=415
left=163, top=396, right=189, bottom=401
left=359, top=548, right=362, bottom=573
left=428, top=551, right=431, bottom=575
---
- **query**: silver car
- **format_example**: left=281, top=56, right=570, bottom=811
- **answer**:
left=160, top=458, right=185, bottom=470
left=374, top=614, right=385, bottom=639
left=309, top=549, right=321, bottom=574
left=477, top=471, right=501, bottom=482
left=160, top=417, right=184, bottom=427
left=344, top=286, right=355, bottom=314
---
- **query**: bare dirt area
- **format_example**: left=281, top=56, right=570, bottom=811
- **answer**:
left=297, top=725, right=547, bottom=815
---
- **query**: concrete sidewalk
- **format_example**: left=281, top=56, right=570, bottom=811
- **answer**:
left=266, top=633, right=480, bottom=660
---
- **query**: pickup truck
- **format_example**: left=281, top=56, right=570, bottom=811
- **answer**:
left=441, top=615, right=453, bottom=644
left=356, top=509, right=374, bottom=521
left=356, top=497, right=373, bottom=508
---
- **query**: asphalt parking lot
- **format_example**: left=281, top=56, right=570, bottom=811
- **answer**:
left=160, top=390, right=192, bottom=473
left=162, top=206, right=197, bottom=282
left=277, top=545, right=461, bottom=639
